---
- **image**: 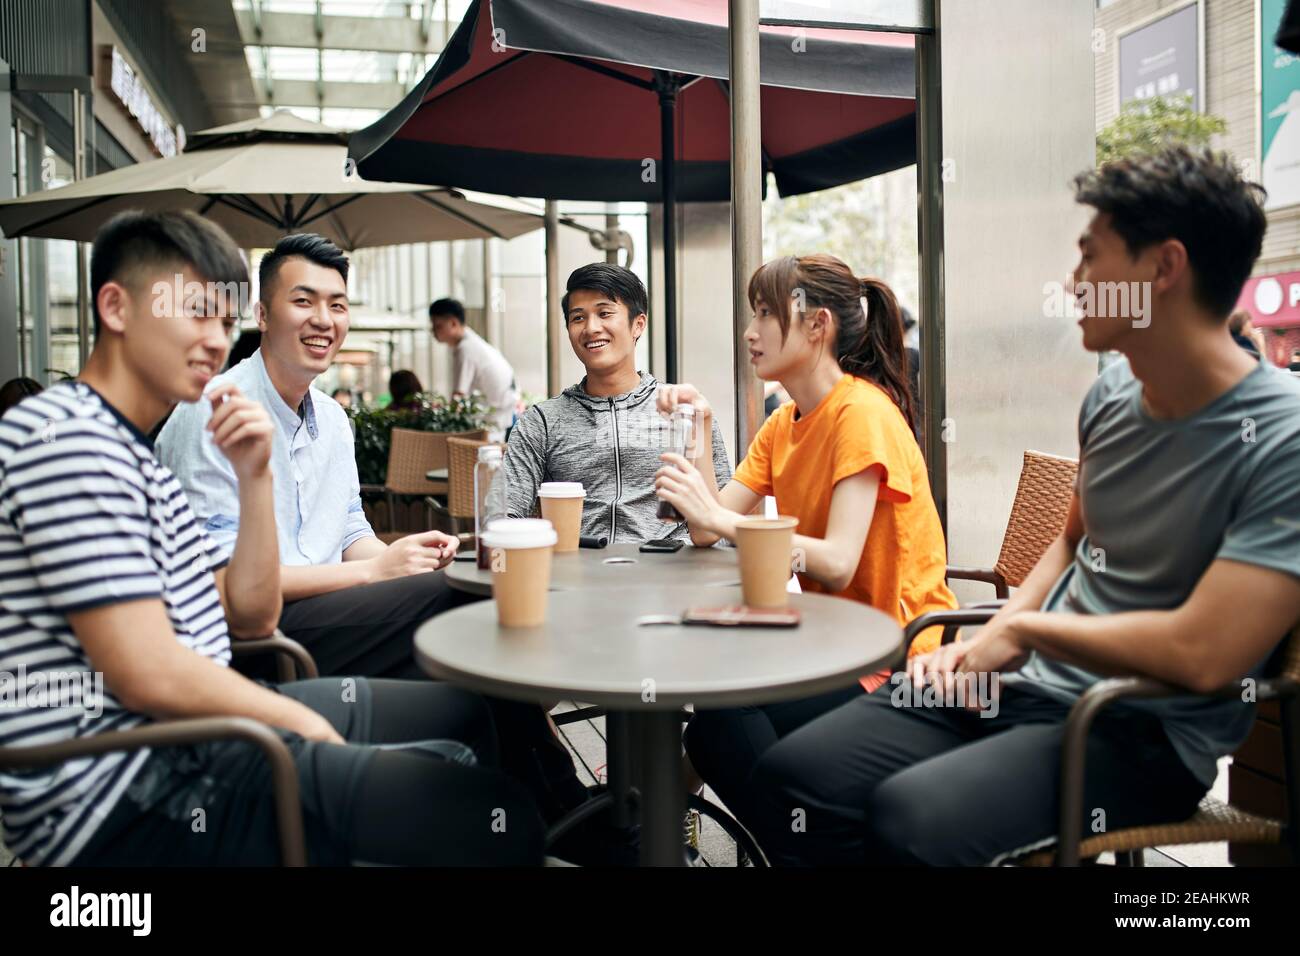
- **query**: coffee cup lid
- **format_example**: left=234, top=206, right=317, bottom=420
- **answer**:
left=481, top=518, right=557, bottom=550
left=538, top=481, right=585, bottom=498
left=734, top=515, right=799, bottom=531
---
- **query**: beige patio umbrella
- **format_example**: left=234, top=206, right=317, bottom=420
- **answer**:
left=0, top=111, right=545, bottom=249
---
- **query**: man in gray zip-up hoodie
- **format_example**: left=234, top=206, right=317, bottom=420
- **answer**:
left=503, top=263, right=732, bottom=543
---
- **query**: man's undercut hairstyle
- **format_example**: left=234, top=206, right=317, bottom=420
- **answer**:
left=1072, top=146, right=1266, bottom=317
left=429, top=297, right=465, bottom=322
left=90, top=209, right=248, bottom=336
left=258, top=233, right=349, bottom=303
left=562, top=263, right=648, bottom=321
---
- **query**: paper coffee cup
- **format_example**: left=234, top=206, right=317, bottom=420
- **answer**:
left=538, top=482, right=585, bottom=553
left=481, top=518, right=557, bottom=627
left=733, top=516, right=799, bottom=608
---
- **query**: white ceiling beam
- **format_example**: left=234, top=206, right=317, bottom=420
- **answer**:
left=258, top=79, right=406, bottom=110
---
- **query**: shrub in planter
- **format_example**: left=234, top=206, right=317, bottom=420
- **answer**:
left=349, top=392, right=491, bottom=486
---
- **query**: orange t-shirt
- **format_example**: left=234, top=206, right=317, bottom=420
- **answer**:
left=733, top=374, right=957, bottom=691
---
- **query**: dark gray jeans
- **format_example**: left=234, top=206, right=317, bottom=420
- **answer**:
left=73, top=677, right=544, bottom=866
left=738, top=680, right=1208, bottom=866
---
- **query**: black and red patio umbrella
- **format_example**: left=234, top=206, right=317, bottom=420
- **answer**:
left=349, top=0, right=916, bottom=380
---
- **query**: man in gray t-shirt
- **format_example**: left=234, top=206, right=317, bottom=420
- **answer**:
left=1005, top=354, right=1300, bottom=787
left=736, top=147, right=1300, bottom=867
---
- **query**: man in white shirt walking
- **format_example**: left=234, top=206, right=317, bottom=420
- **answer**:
left=430, top=297, right=519, bottom=439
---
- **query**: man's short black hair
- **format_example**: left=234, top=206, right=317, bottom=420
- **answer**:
left=1072, top=146, right=1266, bottom=317
left=562, top=263, right=648, bottom=320
left=429, top=298, right=465, bottom=322
left=90, top=209, right=247, bottom=336
left=258, top=233, right=349, bottom=302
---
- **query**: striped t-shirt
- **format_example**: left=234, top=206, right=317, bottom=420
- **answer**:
left=0, top=382, right=231, bottom=865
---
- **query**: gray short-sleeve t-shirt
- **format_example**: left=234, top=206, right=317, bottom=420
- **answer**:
left=1004, top=356, right=1300, bottom=786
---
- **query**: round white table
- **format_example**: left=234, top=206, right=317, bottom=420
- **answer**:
left=444, top=541, right=742, bottom=597
left=415, top=585, right=903, bottom=866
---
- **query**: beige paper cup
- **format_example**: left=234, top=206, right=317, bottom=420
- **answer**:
left=538, top=482, right=585, bottom=553
left=733, top=516, right=799, bottom=608
left=481, top=518, right=557, bottom=627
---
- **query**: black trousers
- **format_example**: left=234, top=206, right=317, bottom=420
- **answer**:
left=684, top=683, right=865, bottom=823
left=74, top=678, right=544, bottom=866
left=240, top=571, right=587, bottom=822
left=734, top=680, right=1207, bottom=866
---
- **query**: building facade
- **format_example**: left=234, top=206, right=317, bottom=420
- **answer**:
left=1096, top=0, right=1300, bottom=365
left=1, top=0, right=251, bottom=386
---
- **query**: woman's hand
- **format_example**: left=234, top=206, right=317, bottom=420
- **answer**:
left=655, top=382, right=712, bottom=421
left=656, top=452, right=729, bottom=535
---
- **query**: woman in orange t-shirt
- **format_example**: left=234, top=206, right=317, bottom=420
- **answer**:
left=654, top=253, right=957, bottom=823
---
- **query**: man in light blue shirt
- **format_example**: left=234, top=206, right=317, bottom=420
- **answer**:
left=166, top=346, right=372, bottom=565
left=159, top=234, right=465, bottom=678
left=159, top=234, right=588, bottom=825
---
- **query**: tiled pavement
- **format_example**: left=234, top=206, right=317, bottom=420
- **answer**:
left=549, top=704, right=1233, bottom=868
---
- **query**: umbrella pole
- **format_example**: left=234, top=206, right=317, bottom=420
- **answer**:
left=730, top=0, right=764, bottom=457
left=545, top=200, right=562, bottom=396
left=658, top=80, right=678, bottom=384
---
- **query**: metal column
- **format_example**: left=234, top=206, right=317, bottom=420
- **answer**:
left=657, top=79, right=679, bottom=384
left=729, top=0, right=764, bottom=457
left=544, top=199, right=561, bottom=396
left=916, top=7, right=947, bottom=530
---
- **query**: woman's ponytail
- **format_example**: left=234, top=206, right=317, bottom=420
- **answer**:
left=840, top=276, right=916, bottom=433
left=746, top=254, right=917, bottom=433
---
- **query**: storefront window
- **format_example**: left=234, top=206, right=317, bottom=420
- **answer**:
left=11, top=121, right=35, bottom=379
left=10, top=112, right=86, bottom=384
left=42, top=148, right=81, bottom=381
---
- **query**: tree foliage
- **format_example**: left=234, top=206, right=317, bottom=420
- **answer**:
left=1096, top=93, right=1227, bottom=166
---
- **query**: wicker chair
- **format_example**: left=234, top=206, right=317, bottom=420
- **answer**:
left=0, top=631, right=319, bottom=866
left=900, top=611, right=1300, bottom=867
left=947, top=450, right=1078, bottom=599
left=913, top=450, right=1078, bottom=648
left=381, top=427, right=487, bottom=543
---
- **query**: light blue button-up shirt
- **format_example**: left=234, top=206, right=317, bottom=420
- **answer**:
left=157, top=349, right=374, bottom=566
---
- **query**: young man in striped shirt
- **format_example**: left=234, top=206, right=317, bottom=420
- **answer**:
left=0, top=210, right=542, bottom=866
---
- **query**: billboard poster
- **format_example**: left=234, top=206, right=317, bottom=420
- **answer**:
left=1262, top=0, right=1300, bottom=209
left=1118, top=2, right=1200, bottom=109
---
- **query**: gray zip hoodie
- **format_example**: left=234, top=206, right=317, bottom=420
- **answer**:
left=502, top=372, right=732, bottom=543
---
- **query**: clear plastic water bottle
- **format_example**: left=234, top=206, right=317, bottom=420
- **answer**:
left=657, top=403, right=698, bottom=522
left=474, top=445, right=507, bottom=569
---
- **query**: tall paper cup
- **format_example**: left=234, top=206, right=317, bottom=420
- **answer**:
left=733, top=516, right=799, bottom=607
left=481, top=518, right=557, bottom=627
left=538, top=482, right=585, bottom=552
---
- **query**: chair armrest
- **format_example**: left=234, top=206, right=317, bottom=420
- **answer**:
left=230, top=630, right=319, bottom=682
left=0, top=717, right=306, bottom=866
left=904, top=607, right=1001, bottom=654
left=946, top=566, right=1009, bottom=599
left=424, top=496, right=453, bottom=534
left=358, top=483, right=385, bottom=496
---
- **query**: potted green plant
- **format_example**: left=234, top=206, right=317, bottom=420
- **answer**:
left=349, top=392, right=491, bottom=486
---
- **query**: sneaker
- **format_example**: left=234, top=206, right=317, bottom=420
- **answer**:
left=684, top=809, right=701, bottom=851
